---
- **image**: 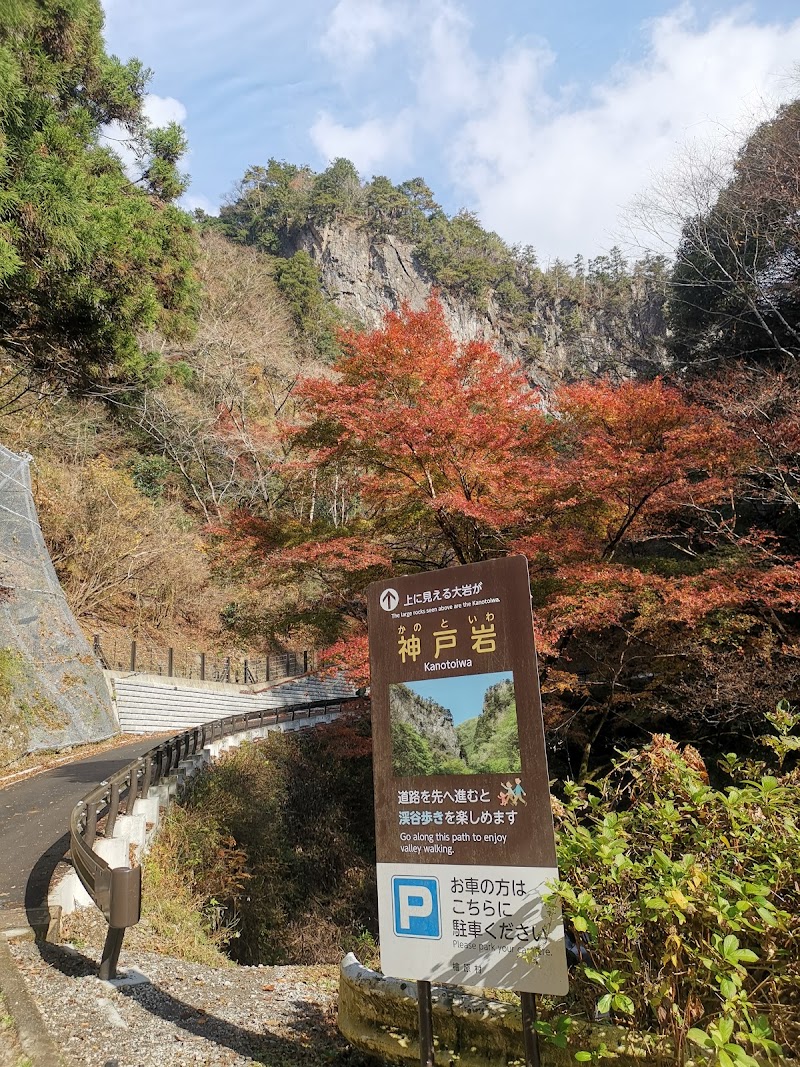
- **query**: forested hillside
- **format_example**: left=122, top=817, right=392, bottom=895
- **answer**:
left=5, top=7, right=800, bottom=1060
left=1, top=0, right=799, bottom=783
left=218, top=158, right=670, bottom=384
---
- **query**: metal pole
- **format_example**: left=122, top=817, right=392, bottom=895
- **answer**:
left=129, top=640, right=137, bottom=672
left=200, top=652, right=205, bottom=681
left=417, top=980, right=435, bottom=1067
left=520, top=992, right=541, bottom=1067
left=99, top=927, right=125, bottom=981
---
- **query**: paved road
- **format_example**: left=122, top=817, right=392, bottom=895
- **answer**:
left=0, top=738, right=161, bottom=911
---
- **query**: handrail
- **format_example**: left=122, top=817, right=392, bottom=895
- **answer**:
left=68, top=696, right=360, bottom=979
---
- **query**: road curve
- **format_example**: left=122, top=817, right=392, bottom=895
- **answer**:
left=0, top=737, right=163, bottom=912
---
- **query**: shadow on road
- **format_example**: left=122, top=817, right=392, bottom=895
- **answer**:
left=25, top=829, right=70, bottom=918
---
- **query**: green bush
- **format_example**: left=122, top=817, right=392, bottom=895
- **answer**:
left=552, top=720, right=800, bottom=1064
left=141, top=804, right=248, bottom=964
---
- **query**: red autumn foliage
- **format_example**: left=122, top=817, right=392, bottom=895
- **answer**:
left=218, top=296, right=800, bottom=772
left=551, top=377, right=745, bottom=559
left=288, top=294, right=556, bottom=564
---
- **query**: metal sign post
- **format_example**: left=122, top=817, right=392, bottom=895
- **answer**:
left=367, top=557, right=568, bottom=1063
left=418, top=979, right=435, bottom=1067
left=521, top=991, right=542, bottom=1067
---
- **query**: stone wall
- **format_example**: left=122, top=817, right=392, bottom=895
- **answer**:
left=338, top=954, right=794, bottom=1066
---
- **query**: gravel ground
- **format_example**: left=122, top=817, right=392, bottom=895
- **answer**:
left=7, top=936, right=378, bottom=1067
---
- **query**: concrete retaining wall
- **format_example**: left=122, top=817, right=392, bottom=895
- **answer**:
left=107, top=671, right=358, bottom=733
left=338, top=954, right=794, bottom=1067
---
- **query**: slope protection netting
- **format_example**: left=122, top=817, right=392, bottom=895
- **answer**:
left=0, top=445, right=117, bottom=762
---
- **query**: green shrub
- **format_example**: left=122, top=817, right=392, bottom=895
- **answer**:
left=140, top=803, right=249, bottom=964
left=552, top=725, right=800, bottom=1064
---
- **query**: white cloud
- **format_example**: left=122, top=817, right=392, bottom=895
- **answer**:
left=320, top=0, right=406, bottom=70
left=310, top=111, right=414, bottom=177
left=312, top=2, right=800, bottom=260
left=101, top=93, right=189, bottom=182
left=412, top=2, right=482, bottom=121
left=143, top=93, right=187, bottom=128
left=182, top=193, right=217, bottom=215
left=452, top=7, right=800, bottom=260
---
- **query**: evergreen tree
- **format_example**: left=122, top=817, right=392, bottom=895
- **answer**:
left=668, top=98, right=800, bottom=366
left=0, top=0, right=199, bottom=396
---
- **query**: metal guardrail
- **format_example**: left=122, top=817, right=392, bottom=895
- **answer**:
left=69, top=696, right=360, bottom=979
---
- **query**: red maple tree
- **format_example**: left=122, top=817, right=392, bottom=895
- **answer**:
left=220, top=298, right=798, bottom=775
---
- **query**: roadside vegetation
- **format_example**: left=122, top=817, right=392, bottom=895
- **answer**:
left=553, top=715, right=800, bottom=1063
left=148, top=701, right=800, bottom=1064
left=140, top=705, right=377, bottom=968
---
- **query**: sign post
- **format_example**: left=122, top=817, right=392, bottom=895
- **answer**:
left=367, top=556, right=568, bottom=1064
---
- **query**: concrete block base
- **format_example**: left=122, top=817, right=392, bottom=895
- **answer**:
left=337, top=955, right=770, bottom=1067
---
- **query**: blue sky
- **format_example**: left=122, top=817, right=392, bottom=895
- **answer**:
left=399, top=672, right=514, bottom=726
left=101, top=1, right=800, bottom=262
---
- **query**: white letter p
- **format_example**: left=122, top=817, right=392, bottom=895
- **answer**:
left=398, top=885, right=433, bottom=930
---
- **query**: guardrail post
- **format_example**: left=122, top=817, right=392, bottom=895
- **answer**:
left=124, top=764, right=141, bottom=814
left=141, top=754, right=152, bottom=798
left=99, top=928, right=125, bottom=981
left=98, top=866, right=142, bottom=980
left=85, top=802, right=97, bottom=847
left=130, top=640, right=137, bottom=672
left=106, top=782, right=120, bottom=839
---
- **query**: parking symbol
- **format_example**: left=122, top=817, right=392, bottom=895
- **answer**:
left=392, top=877, right=441, bottom=939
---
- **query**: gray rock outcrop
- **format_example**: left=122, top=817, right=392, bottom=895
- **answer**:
left=284, top=219, right=668, bottom=388
left=389, top=683, right=461, bottom=760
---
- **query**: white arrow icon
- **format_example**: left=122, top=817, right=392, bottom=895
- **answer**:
left=379, top=588, right=399, bottom=611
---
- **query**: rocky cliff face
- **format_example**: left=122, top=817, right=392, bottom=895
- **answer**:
left=473, top=679, right=516, bottom=750
left=284, top=220, right=668, bottom=387
left=389, top=683, right=461, bottom=760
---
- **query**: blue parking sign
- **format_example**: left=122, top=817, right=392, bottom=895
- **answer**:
left=392, top=877, right=441, bottom=939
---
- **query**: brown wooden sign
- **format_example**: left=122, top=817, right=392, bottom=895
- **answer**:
left=367, top=556, right=568, bottom=993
